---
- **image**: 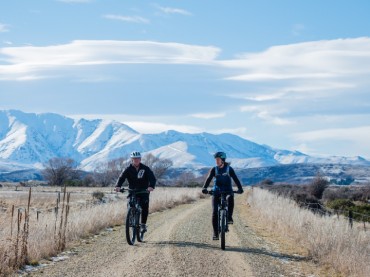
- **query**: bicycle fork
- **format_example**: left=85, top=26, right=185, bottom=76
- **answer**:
left=218, top=207, right=229, bottom=233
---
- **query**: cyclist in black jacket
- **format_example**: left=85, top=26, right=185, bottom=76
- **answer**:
left=115, top=151, right=156, bottom=233
left=202, top=151, right=244, bottom=240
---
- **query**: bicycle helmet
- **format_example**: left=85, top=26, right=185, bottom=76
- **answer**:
left=130, top=151, right=141, bottom=158
left=213, top=151, right=226, bottom=161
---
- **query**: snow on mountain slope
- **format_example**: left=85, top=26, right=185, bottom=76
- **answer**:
left=0, top=109, right=369, bottom=173
left=148, top=141, right=197, bottom=168
left=0, top=116, right=27, bottom=159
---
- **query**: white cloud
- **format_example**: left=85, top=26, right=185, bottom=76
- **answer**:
left=240, top=105, right=295, bottom=125
left=221, top=37, right=370, bottom=81
left=291, top=143, right=314, bottom=155
left=221, top=37, right=370, bottom=125
left=232, top=82, right=356, bottom=103
left=13, top=75, right=49, bottom=81
left=211, top=127, right=252, bottom=139
left=0, top=23, right=9, bottom=32
left=292, top=126, right=370, bottom=158
left=190, top=113, right=225, bottom=119
left=293, top=126, right=370, bottom=143
left=226, top=72, right=335, bottom=81
left=156, top=6, right=192, bottom=16
left=124, top=121, right=201, bottom=134
left=0, top=40, right=220, bottom=80
left=103, top=14, right=150, bottom=24
left=242, top=92, right=286, bottom=102
left=68, top=114, right=202, bottom=134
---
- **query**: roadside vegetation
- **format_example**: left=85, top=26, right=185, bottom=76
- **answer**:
left=258, top=176, right=370, bottom=222
left=0, top=185, right=204, bottom=276
left=250, top=177, right=370, bottom=277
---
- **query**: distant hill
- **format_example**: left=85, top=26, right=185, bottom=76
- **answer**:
left=1, top=110, right=369, bottom=183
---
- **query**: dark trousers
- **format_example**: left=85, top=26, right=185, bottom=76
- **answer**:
left=212, top=194, right=234, bottom=234
left=129, top=193, right=150, bottom=224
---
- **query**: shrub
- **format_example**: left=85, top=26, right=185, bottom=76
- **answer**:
left=92, top=191, right=105, bottom=201
left=352, top=203, right=370, bottom=221
left=327, top=199, right=355, bottom=210
left=308, top=174, right=329, bottom=199
left=260, top=179, right=274, bottom=186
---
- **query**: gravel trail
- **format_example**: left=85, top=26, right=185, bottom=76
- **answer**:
left=28, top=195, right=310, bottom=277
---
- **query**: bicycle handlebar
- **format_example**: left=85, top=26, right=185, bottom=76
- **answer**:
left=119, top=188, right=149, bottom=194
left=206, top=190, right=240, bottom=195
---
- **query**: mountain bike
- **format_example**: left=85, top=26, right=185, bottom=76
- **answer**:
left=121, top=188, right=148, bottom=245
left=207, top=190, right=239, bottom=250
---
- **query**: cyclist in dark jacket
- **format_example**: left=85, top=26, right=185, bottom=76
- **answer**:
left=115, top=151, right=156, bottom=233
left=202, top=151, right=244, bottom=240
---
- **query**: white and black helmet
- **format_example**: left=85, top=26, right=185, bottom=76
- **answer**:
left=130, top=151, right=141, bottom=158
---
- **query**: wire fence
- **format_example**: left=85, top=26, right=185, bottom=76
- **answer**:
left=301, top=201, right=370, bottom=231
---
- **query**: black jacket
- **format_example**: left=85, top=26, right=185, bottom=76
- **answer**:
left=116, top=163, right=156, bottom=190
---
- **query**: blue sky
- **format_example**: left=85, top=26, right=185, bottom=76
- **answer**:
left=1, top=0, right=370, bottom=159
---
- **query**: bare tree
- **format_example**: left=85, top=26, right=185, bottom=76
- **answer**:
left=93, top=157, right=127, bottom=187
left=175, top=171, right=202, bottom=187
left=142, top=153, right=173, bottom=179
left=42, top=158, right=78, bottom=186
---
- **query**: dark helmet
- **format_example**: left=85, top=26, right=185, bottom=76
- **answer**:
left=213, top=151, right=226, bottom=161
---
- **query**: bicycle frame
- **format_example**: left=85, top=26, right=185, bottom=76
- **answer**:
left=218, top=193, right=229, bottom=233
left=208, top=190, right=238, bottom=250
left=122, top=188, right=148, bottom=245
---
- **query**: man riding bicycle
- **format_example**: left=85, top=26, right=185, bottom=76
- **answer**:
left=115, top=151, right=156, bottom=233
left=202, top=151, right=244, bottom=240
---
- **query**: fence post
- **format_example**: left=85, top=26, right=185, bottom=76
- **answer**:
left=349, top=210, right=353, bottom=229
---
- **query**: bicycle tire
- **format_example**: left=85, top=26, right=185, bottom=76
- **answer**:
left=136, top=209, right=145, bottom=242
left=220, top=209, right=226, bottom=250
left=125, top=208, right=136, bottom=245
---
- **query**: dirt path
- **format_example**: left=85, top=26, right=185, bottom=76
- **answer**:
left=27, top=195, right=312, bottom=277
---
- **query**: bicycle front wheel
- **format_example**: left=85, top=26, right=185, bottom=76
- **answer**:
left=125, top=208, right=136, bottom=245
left=220, top=209, right=227, bottom=250
left=136, top=210, right=144, bottom=242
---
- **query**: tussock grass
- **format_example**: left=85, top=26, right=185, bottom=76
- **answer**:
left=247, top=188, right=370, bottom=277
left=0, top=187, right=202, bottom=276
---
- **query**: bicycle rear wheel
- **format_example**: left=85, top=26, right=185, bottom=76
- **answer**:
left=125, top=208, right=136, bottom=245
left=136, top=210, right=145, bottom=242
left=220, top=209, right=227, bottom=250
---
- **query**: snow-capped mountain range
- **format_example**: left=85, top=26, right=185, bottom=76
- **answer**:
left=0, top=109, right=369, bottom=173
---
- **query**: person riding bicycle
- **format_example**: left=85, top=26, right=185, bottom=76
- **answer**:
left=202, top=151, right=244, bottom=240
left=115, top=151, right=156, bottom=233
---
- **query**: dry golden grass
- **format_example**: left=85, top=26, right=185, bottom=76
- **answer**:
left=247, top=188, right=370, bottom=277
left=0, top=186, right=203, bottom=276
